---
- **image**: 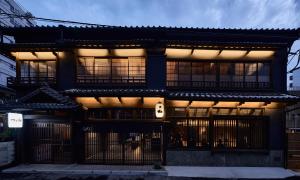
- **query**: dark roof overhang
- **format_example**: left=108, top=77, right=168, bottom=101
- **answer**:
left=64, top=88, right=165, bottom=97
left=0, top=26, right=299, bottom=50
left=0, top=85, right=80, bottom=110
left=64, top=89, right=300, bottom=103
left=167, top=91, right=300, bottom=103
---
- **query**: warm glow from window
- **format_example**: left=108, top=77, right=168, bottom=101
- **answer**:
left=76, top=97, right=101, bottom=108
left=246, top=51, right=275, bottom=59
left=166, top=48, right=274, bottom=60
left=189, top=101, right=215, bottom=107
left=113, top=49, right=145, bottom=56
left=192, top=50, right=219, bottom=59
left=11, top=52, right=60, bottom=60
left=77, top=49, right=109, bottom=56
left=219, top=50, right=247, bottom=59
left=214, top=101, right=240, bottom=108
left=167, top=100, right=190, bottom=107
left=263, top=102, right=282, bottom=108
left=238, top=102, right=265, bottom=108
left=120, top=97, right=142, bottom=107
left=99, top=97, right=122, bottom=106
left=143, top=97, right=164, bottom=108
left=165, top=48, right=192, bottom=58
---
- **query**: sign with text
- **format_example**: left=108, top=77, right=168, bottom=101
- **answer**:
left=7, top=113, right=23, bottom=128
left=155, top=102, right=164, bottom=118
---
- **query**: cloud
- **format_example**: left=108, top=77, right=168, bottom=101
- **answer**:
left=17, top=0, right=300, bottom=28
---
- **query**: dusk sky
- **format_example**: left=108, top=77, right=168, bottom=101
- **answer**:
left=17, top=0, right=300, bottom=70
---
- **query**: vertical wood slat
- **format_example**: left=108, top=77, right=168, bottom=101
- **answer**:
left=83, top=126, right=162, bottom=165
left=30, top=121, right=71, bottom=164
left=287, top=132, right=300, bottom=170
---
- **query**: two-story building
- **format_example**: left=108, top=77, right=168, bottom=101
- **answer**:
left=0, top=26, right=299, bottom=166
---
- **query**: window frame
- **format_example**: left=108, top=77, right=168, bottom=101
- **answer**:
left=18, top=60, right=57, bottom=84
left=76, top=56, right=146, bottom=86
left=167, top=115, right=269, bottom=151
left=166, top=59, right=272, bottom=90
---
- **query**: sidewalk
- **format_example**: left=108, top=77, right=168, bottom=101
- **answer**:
left=1, top=164, right=167, bottom=176
left=166, top=166, right=297, bottom=179
left=1, top=164, right=299, bottom=179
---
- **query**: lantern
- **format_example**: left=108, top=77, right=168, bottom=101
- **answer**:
left=155, top=102, right=164, bottom=118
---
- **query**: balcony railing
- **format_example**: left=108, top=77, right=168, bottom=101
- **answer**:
left=167, top=81, right=271, bottom=90
left=76, top=77, right=146, bottom=86
left=7, top=77, right=56, bottom=86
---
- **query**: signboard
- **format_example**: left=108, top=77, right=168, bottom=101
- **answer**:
left=7, top=113, right=23, bottom=128
left=155, top=102, right=165, bottom=118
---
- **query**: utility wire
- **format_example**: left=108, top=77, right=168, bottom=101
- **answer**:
left=0, top=12, right=114, bottom=27
left=0, top=12, right=299, bottom=39
left=2, top=10, right=300, bottom=72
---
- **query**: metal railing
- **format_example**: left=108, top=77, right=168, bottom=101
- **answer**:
left=76, top=77, right=146, bottom=85
left=7, top=77, right=56, bottom=86
left=167, top=80, right=271, bottom=89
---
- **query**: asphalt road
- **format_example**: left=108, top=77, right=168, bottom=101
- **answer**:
left=0, top=173, right=300, bottom=180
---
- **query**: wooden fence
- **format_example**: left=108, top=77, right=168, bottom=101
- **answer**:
left=287, top=132, right=300, bottom=170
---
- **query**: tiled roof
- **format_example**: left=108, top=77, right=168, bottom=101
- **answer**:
left=1, top=25, right=299, bottom=32
left=0, top=103, right=78, bottom=110
left=64, top=89, right=300, bottom=102
left=64, top=89, right=165, bottom=97
left=1, top=25, right=298, bottom=51
left=167, top=92, right=300, bottom=102
left=19, top=85, right=73, bottom=104
left=0, top=85, right=79, bottom=110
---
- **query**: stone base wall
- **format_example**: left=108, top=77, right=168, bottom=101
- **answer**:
left=0, top=141, right=15, bottom=166
left=166, top=150, right=283, bottom=166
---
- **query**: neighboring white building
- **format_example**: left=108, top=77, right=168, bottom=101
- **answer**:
left=287, top=49, right=300, bottom=131
left=0, top=0, right=36, bottom=97
left=288, top=68, right=300, bottom=91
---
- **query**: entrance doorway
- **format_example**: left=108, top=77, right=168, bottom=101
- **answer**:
left=83, top=125, right=162, bottom=165
left=30, top=121, right=72, bottom=163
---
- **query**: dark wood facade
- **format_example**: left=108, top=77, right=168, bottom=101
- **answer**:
left=0, top=26, right=299, bottom=166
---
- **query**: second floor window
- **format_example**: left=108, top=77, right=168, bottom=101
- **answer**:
left=167, top=61, right=216, bottom=88
left=20, top=60, right=56, bottom=83
left=167, top=60, right=271, bottom=89
left=77, top=57, right=145, bottom=84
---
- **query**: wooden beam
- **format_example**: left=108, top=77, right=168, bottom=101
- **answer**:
left=52, top=51, right=58, bottom=57
left=117, top=97, right=122, bottom=104
left=31, top=51, right=38, bottom=57
left=95, top=97, right=101, bottom=104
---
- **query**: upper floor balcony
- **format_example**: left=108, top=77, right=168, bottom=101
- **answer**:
left=8, top=48, right=275, bottom=91
left=7, top=76, right=56, bottom=87
left=166, top=60, right=272, bottom=91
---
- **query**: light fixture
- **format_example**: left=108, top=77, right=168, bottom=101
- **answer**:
left=155, top=102, right=165, bottom=118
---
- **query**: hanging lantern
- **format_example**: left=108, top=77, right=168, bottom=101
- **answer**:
left=155, top=102, right=164, bottom=118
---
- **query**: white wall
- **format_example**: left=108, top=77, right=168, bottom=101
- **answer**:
left=0, top=54, right=16, bottom=87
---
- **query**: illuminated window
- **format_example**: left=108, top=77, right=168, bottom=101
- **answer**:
left=77, top=57, right=145, bottom=84
left=167, top=61, right=216, bottom=88
left=213, top=119, right=267, bottom=149
left=167, top=60, right=271, bottom=89
left=169, top=119, right=209, bottom=149
left=20, top=60, right=56, bottom=83
left=213, top=120, right=237, bottom=148
left=219, top=63, right=244, bottom=88
left=87, top=109, right=156, bottom=120
left=245, top=63, right=257, bottom=83
left=258, top=63, right=270, bottom=88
